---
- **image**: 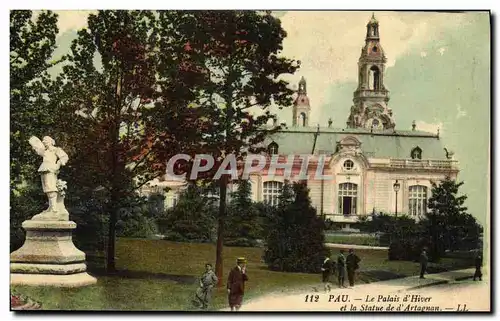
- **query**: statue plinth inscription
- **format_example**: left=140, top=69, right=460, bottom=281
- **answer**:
left=10, top=136, right=97, bottom=287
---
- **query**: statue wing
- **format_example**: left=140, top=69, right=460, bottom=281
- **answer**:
left=28, top=136, right=45, bottom=156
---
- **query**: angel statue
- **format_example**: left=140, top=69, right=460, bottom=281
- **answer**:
left=29, top=136, right=69, bottom=220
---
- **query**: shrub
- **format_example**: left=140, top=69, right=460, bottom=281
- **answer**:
left=264, top=182, right=330, bottom=273
left=158, top=184, right=216, bottom=243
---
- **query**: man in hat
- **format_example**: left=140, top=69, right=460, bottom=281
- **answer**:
left=337, top=250, right=346, bottom=288
left=419, top=249, right=428, bottom=279
left=346, top=249, right=361, bottom=287
left=473, top=252, right=483, bottom=281
left=193, top=263, right=218, bottom=310
left=321, top=256, right=334, bottom=292
left=227, top=257, right=249, bottom=311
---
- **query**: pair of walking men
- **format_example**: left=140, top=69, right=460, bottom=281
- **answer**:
left=193, top=257, right=248, bottom=311
left=322, top=249, right=361, bottom=291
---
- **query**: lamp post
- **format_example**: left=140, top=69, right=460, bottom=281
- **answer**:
left=393, top=180, right=401, bottom=217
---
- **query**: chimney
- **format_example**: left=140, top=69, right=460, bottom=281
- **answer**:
left=412, top=120, right=416, bottom=131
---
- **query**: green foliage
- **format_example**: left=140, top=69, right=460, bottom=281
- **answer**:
left=10, top=10, right=62, bottom=253
left=355, top=213, right=430, bottom=261
left=10, top=10, right=61, bottom=190
left=422, top=177, right=483, bottom=258
left=69, top=192, right=109, bottom=255
left=264, top=182, right=330, bottom=273
left=10, top=182, right=46, bottom=252
left=116, top=207, right=158, bottom=239
left=225, top=180, right=261, bottom=247
left=158, top=184, right=216, bottom=243
left=364, top=179, right=483, bottom=262
left=115, top=193, right=167, bottom=239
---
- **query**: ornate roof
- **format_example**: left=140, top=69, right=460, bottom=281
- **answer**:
left=264, top=127, right=448, bottom=160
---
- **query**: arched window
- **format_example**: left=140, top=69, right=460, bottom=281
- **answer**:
left=263, top=181, right=283, bottom=206
left=369, top=66, right=380, bottom=90
left=409, top=185, right=428, bottom=217
left=411, top=147, right=422, bottom=160
left=268, top=142, right=279, bottom=155
left=300, top=112, right=307, bottom=127
left=338, top=183, right=358, bottom=216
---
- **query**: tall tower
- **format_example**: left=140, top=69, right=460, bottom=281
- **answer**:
left=347, top=13, right=395, bottom=130
left=292, top=76, right=311, bottom=127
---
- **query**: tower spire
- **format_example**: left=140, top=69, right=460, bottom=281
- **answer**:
left=293, top=77, right=311, bottom=127
left=346, top=14, right=395, bottom=130
left=298, top=76, right=307, bottom=94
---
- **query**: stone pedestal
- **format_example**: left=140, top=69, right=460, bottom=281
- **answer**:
left=10, top=220, right=97, bottom=287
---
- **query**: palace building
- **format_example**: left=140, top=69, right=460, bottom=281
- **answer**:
left=145, top=14, right=459, bottom=227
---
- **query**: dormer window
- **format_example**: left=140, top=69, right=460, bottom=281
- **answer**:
left=411, top=147, right=422, bottom=160
left=268, top=142, right=279, bottom=155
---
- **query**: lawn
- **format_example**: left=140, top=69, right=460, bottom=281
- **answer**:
left=11, top=238, right=473, bottom=311
left=324, top=233, right=380, bottom=246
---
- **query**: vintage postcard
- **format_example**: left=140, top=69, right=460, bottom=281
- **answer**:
left=9, top=10, right=490, bottom=312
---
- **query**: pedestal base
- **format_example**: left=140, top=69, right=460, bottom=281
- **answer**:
left=10, top=272, right=96, bottom=287
left=10, top=220, right=96, bottom=288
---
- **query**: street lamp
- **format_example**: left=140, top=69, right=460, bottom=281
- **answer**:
left=393, top=180, right=401, bottom=217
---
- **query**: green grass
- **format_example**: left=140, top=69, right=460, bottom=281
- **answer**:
left=325, top=233, right=380, bottom=246
left=11, top=238, right=473, bottom=311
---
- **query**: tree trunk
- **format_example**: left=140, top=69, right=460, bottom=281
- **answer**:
left=106, top=205, right=117, bottom=273
left=215, top=176, right=227, bottom=287
left=106, top=68, right=122, bottom=274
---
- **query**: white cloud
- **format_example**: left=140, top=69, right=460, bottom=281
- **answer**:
left=438, top=47, right=447, bottom=56
left=278, top=12, right=467, bottom=124
left=54, top=10, right=96, bottom=36
left=415, top=120, right=442, bottom=135
left=456, top=103, right=467, bottom=119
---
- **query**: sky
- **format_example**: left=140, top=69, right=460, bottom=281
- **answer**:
left=48, top=10, right=490, bottom=225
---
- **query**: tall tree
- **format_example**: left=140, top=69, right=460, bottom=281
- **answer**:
left=10, top=10, right=61, bottom=251
left=425, top=177, right=482, bottom=258
left=10, top=10, right=60, bottom=187
left=264, top=182, right=330, bottom=272
left=51, top=10, right=211, bottom=272
left=159, top=10, right=300, bottom=285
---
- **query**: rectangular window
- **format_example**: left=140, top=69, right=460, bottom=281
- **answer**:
left=338, top=183, right=358, bottom=216
left=263, top=181, right=283, bottom=206
left=408, top=185, right=428, bottom=217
